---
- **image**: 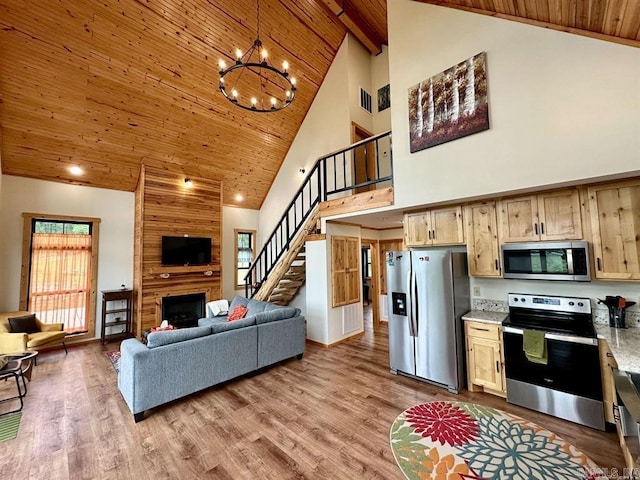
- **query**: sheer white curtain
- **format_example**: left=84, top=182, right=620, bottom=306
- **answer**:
left=28, top=233, right=92, bottom=333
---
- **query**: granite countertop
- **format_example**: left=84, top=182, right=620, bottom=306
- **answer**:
left=595, top=324, right=640, bottom=373
left=462, top=310, right=508, bottom=325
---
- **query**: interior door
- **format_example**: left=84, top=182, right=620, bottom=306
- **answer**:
left=352, top=123, right=375, bottom=194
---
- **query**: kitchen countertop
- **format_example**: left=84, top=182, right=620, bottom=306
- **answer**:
left=462, top=310, right=508, bottom=325
left=595, top=324, right=640, bottom=373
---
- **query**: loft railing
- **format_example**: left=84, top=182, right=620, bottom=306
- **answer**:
left=245, top=130, right=393, bottom=298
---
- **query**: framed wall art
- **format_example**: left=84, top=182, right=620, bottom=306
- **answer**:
left=408, top=52, right=489, bottom=152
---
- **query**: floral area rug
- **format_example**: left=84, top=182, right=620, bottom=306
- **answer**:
left=105, top=351, right=120, bottom=373
left=390, top=401, right=605, bottom=480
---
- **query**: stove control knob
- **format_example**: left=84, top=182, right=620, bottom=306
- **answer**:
left=578, top=302, right=584, bottom=307
left=514, top=298, right=519, bottom=302
left=520, top=297, right=526, bottom=302
left=569, top=301, right=575, bottom=306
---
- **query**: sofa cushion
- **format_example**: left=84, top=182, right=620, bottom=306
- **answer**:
left=210, top=316, right=256, bottom=334
left=8, top=314, right=39, bottom=334
left=246, top=299, right=269, bottom=316
left=146, top=326, right=212, bottom=349
left=26, top=331, right=67, bottom=348
left=228, top=295, right=249, bottom=312
left=228, top=305, right=248, bottom=321
left=254, top=307, right=299, bottom=325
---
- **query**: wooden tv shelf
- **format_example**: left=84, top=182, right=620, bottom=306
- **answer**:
left=148, top=265, right=221, bottom=278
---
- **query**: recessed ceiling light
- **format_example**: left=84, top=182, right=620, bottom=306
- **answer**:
left=235, top=194, right=244, bottom=202
left=69, top=166, right=83, bottom=176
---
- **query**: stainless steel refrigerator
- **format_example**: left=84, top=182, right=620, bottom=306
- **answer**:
left=386, top=250, right=469, bottom=393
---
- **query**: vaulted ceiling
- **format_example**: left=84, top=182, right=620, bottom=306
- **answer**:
left=0, top=1, right=637, bottom=209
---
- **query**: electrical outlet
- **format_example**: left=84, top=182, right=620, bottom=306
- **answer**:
left=473, top=287, right=481, bottom=297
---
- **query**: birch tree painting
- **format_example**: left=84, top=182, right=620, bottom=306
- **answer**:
left=408, top=52, right=489, bottom=153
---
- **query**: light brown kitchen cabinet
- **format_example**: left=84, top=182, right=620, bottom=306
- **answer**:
left=464, top=202, right=501, bottom=277
left=588, top=179, right=640, bottom=280
left=599, top=338, right=618, bottom=424
left=498, top=189, right=582, bottom=243
left=465, top=321, right=506, bottom=397
left=331, top=235, right=360, bottom=307
left=404, top=206, right=464, bottom=247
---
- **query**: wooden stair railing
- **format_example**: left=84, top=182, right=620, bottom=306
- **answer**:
left=244, top=131, right=392, bottom=304
left=252, top=209, right=319, bottom=304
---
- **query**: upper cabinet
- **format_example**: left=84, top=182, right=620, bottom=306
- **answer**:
left=497, top=189, right=582, bottom=243
left=404, top=206, right=465, bottom=247
left=464, top=202, right=501, bottom=277
left=588, top=180, right=640, bottom=280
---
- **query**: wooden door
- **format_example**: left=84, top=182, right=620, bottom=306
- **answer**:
left=467, top=336, right=503, bottom=392
left=352, top=123, right=375, bottom=194
left=537, top=189, right=582, bottom=240
left=331, top=236, right=361, bottom=307
left=404, top=212, right=429, bottom=246
left=588, top=180, right=640, bottom=279
left=498, top=195, right=539, bottom=242
left=430, top=206, right=465, bottom=245
left=464, top=202, right=501, bottom=277
left=379, top=239, right=403, bottom=295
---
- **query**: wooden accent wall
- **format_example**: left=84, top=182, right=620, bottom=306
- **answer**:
left=133, top=165, right=222, bottom=336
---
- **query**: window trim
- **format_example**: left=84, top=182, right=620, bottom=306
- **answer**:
left=20, top=212, right=101, bottom=342
left=234, top=229, right=256, bottom=289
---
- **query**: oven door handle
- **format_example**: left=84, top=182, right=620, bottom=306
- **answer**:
left=503, top=326, right=598, bottom=346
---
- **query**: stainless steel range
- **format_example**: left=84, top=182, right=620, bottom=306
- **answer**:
left=502, top=293, right=605, bottom=430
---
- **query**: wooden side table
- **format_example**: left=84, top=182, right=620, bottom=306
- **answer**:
left=101, top=289, right=134, bottom=345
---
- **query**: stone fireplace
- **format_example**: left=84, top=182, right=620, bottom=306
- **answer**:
left=161, top=292, right=206, bottom=328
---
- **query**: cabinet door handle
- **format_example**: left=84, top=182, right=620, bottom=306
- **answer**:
left=596, top=257, right=602, bottom=271
left=428, top=230, right=431, bottom=240
left=534, top=223, right=538, bottom=235
left=496, top=360, right=500, bottom=373
left=432, top=230, right=436, bottom=240
left=540, top=222, right=544, bottom=234
left=471, top=327, right=490, bottom=332
left=613, top=404, right=620, bottom=422
left=606, top=352, right=613, bottom=358
left=495, top=259, right=499, bottom=271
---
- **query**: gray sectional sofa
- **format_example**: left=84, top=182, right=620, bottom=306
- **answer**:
left=118, top=296, right=305, bottom=422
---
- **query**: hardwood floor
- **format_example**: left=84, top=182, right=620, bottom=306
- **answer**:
left=0, top=318, right=625, bottom=479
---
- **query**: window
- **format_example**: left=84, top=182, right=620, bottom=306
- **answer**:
left=20, top=213, right=100, bottom=339
left=235, top=230, right=256, bottom=288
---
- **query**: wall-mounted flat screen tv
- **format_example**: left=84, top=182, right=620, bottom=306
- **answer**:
left=161, top=236, right=212, bottom=266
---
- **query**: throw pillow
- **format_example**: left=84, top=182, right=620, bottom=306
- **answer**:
left=8, top=314, right=39, bottom=334
left=227, top=305, right=248, bottom=322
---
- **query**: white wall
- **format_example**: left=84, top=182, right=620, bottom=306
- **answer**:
left=259, top=37, right=352, bottom=244
left=221, top=205, right=260, bottom=300
left=372, top=45, right=392, bottom=133
left=388, top=0, right=640, bottom=210
left=348, top=35, right=374, bottom=133
left=0, top=175, right=134, bottom=338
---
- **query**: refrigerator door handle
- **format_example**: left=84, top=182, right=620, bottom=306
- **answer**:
left=411, top=270, right=419, bottom=337
left=406, top=270, right=415, bottom=336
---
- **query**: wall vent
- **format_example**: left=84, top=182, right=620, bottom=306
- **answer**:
left=342, top=303, right=360, bottom=334
left=360, top=87, right=372, bottom=114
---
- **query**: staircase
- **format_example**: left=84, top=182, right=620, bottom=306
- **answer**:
left=245, top=131, right=392, bottom=304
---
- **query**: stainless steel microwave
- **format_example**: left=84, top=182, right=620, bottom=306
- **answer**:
left=501, top=241, right=591, bottom=281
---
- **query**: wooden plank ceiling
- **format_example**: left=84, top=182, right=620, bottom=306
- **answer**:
left=0, top=1, right=637, bottom=209
left=0, top=1, right=385, bottom=209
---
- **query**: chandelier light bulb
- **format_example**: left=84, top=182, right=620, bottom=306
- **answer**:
left=231, top=89, right=238, bottom=99
left=219, top=59, right=226, bottom=69
left=290, top=78, right=296, bottom=86
left=251, top=97, right=257, bottom=106
left=261, top=49, right=267, bottom=60
left=285, top=90, right=291, bottom=98
left=282, top=61, right=289, bottom=72
left=235, top=48, right=243, bottom=59
left=270, top=97, right=276, bottom=106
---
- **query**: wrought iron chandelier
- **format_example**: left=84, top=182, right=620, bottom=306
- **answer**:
left=218, top=0, right=297, bottom=112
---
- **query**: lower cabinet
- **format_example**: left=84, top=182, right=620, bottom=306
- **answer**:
left=599, top=339, right=639, bottom=471
left=465, top=321, right=506, bottom=397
